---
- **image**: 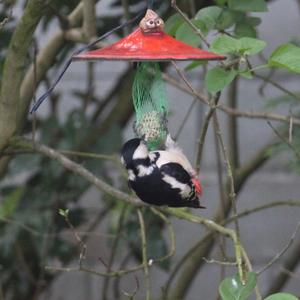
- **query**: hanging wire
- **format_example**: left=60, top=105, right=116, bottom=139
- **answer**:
left=30, top=9, right=146, bottom=113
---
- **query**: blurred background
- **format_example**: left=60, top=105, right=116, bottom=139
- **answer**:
left=0, top=0, right=300, bottom=299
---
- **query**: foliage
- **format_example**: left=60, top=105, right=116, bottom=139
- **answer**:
left=0, top=0, right=300, bottom=299
left=264, top=293, right=299, bottom=300
left=219, top=272, right=257, bottom=300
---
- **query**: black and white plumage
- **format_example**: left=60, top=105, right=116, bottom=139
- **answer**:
left=121, top=136, right=203, bottom=208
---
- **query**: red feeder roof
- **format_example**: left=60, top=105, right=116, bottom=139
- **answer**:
left=73, top=28, right=225, bottom=61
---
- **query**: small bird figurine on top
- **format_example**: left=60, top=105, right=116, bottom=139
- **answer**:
left=121, top=135, right=203, bottom=208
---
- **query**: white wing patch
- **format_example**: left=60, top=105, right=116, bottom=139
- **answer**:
left=154, top=150, right=196, bottom=177
left=162, top=174, right=191, bottom=197
left=137, top=165, right=155, bottom=177
left=128, top=169, right=136, bottom=181
left=133, top=143, right=149, bottom=160
left=149, top=152, right=158, bottom=162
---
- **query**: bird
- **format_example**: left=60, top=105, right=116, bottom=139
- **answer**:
left=121, top=135, right=204, bottom=208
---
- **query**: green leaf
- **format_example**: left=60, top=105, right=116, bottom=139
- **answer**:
left=235, top=22, right=257, bottom=38
left=0, top=188, right=24, bottom=219
left=185, top=60, right=208, bottom=71
left=228, top=0, right=268, bottom=12
left=239, top=37, right=266, bottom=55
left=268, top=43, right=300, bottom=74
left=246, top=16, right=262, bottom=26
left=216, top=9, right=238, bottom=30
left=219, top=272, right=257, bottom=300
left=239, top=70, right=253, bottom=79
left=211, top=35, right=265, bottom=55
left=195, top=6, right=222, bottom=31
left=165, top=13, right=185, bottom=36
left=175, top=20, right=206, bottom=47
left=210, top=35, right=241, bottom=54
left=214, top=0, right=227, bottom=6
left=264, top=293, right=299, bottom=300
left=205, top=67, right=237, bottom=92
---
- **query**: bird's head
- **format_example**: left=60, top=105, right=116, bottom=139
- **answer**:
left=121, top=138, right=149, bottom=169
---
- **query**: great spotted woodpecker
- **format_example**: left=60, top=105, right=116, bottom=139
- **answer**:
left=121, top=135, right=203, bottom=208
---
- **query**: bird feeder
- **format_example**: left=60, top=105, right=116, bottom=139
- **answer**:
left=74, top=9, right=225, bottom=149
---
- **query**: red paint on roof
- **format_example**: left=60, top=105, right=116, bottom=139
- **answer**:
left=73, top=28, right=226, bottom=61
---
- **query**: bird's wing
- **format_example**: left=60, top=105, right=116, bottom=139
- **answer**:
left=160, top=162, right=191, bottom=183
left=159, top=162, right=194, bottom=199
left=153, top=150, right=195, bottom=176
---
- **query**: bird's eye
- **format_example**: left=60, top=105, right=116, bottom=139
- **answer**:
left=146, top=20, right=155, bottom=27
left=156, top=20, right=161, bottom=25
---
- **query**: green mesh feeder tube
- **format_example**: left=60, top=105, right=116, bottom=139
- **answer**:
left=74, top=9, right=226, bottom=150
left=132, top=62, right=168, bottom=149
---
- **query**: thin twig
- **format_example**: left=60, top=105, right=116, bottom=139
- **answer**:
left=227, top=75, right=240, bottom=168
left=137, top=209, right=151, bottom=300
left=45, top=263, right=146, bottom=278
left=2, top=147, right=118, bottom=161
left=165, top=207, right=246, bottom=284
left=170, top=0, right=210, bottom=47
left=171, top=62, right=210, bottom=105
left=202, top=257, right=237, bottom=266
left=267, top=120, right=300, bottom=160
left=0, top=8, right=12, bottom=31
left=289, top=116, right=293, bottom=144
left=175, top=98, right=197, bottom=139
left=60, top=210, right=87, bottom=268
left=122, top=275, right=140, bottom=299
left=151, top=208, right=176, bottom=262
left=257, top=222, right=300, bottom=275
left=226, top=200, right=300, bottom=224
left=32, top=40, right=38, bottom=142
left=213, top=113, right=244, bottom=283
left=162, top=71, right=300, bottom=127
left=254, top=73, right=300, bottom=103
left=280, top=267, right=300, bottom=281
left=10, top=136, right=142, bottom=206
left=195, top=92, right=221, bottom=173
left=0, top=216, right=115, bottom=238
left=102, top=205, right=128, bottom=300
left=213, top=113, right=228, bottom=299
left=219, top=105, right=300, bottom=127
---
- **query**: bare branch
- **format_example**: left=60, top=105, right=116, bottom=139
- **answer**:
left=213, top=113, right=244, bottom=283
left=138, top=209, right=151, bottom=300
left=267, top=121, right=300, bottom=160
left=254, top=72, right=300, bottom=103
left=163, top=71, right=300, bottom=126
left=202, top=257, right=237, bottom=266
left=83, top=0, right=97, bottom=39
left=0, top=7, right=12, bottom=31
left=226, top=200, right=300, bottom=224
left=195, top=92, right=220, bottom=173
left=10, top=136, right=142, bottom=206
left=170, top=0, right=210, bottom=47
left=258, top=222, right=300, bottom=275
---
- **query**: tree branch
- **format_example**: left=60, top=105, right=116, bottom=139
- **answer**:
left=166, top=140, right=273, bottom=298
left=162, top=72, right=300, bottom=127
left=0, top=0, right=48, bottom=174
left=83, top=0, right=97, bottom=39
left=9, top=136, right=141, bottom=206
